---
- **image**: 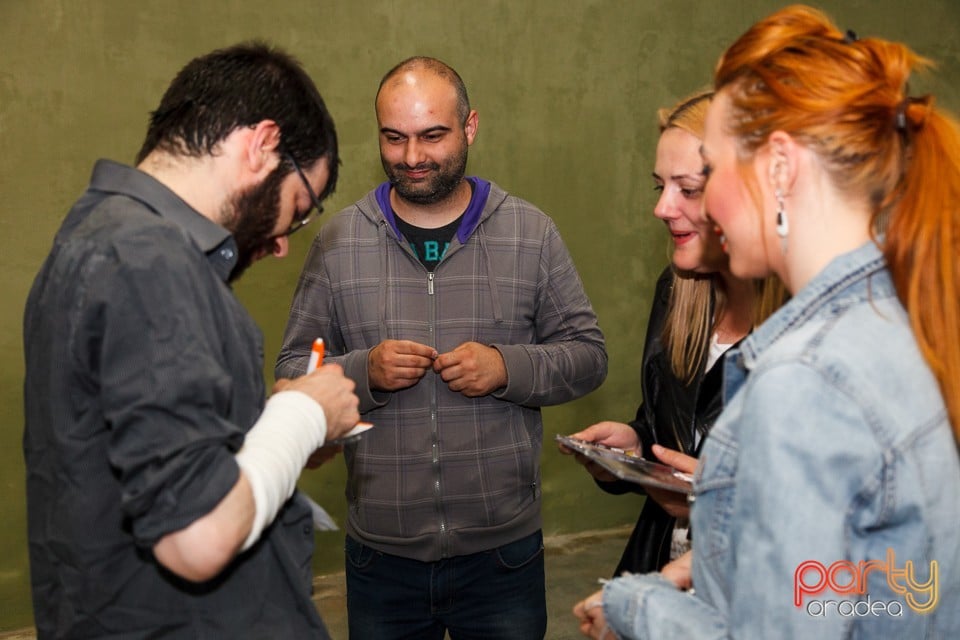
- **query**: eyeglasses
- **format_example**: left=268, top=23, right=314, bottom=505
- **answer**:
left=281, top=152, right=325, bottom=237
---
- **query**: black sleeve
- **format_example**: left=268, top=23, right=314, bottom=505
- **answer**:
left=597, top=266, right=673, bottom=496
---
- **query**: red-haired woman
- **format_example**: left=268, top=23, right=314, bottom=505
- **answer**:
left=575, top=5, right=960, bottom=638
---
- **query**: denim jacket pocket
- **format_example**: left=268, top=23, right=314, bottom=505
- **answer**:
left=692, top=426, right=738, bottom=562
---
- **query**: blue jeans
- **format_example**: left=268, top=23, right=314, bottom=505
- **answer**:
left=345, top=530, right=547, bottom=640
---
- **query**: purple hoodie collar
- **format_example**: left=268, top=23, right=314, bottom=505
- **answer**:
left=375, top=177, right=491, bottom=244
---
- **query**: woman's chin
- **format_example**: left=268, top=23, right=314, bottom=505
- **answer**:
left=671, top=251, right=705, bottom=274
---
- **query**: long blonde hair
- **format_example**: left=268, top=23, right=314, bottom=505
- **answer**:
left=658, top=91, right=715, bottom=382
left=714, top=4, right=960, bottom=436
left=658, top=91, right=784, bottom=382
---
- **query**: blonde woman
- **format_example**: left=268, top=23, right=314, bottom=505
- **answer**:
left=562, top=91, right=777, bottom=575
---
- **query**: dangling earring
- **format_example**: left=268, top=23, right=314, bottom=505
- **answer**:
left=775, top=188, right=789, bottom=254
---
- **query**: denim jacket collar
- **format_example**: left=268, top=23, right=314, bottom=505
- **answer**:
left=723, top=239, right=888, bottom=403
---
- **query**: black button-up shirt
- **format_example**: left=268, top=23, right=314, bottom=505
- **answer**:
left=23, top=160, right=329, bottom=639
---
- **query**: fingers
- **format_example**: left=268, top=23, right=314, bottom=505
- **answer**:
left=370, top=340, right=508, bottom=397
left=572, top=592, right=602, bottom=620
left=373, top=340, right=437, bottom=369
left=432, top=344, right=466, bottom=375
left=368, top=340, right=437, bottom=391
left=581, top=459, right=618, bottom=483
left=563, top=450, right=618, bottom=482
left=660, top=549, right=694, bottom=590
left=396, top=340, right=439, bottom=364
left=572, top=590, right=607, bottom=639
left=645, top=485, right=691, bottom=518
left=312, top=366, right=361, bottom=440
left=569, top=422, right=639, bottom=451
left=433, top=341, right=492, bottom=372
left=399, top=340, right=439, bottom=359
left=562, top=423, right=637, bottom=482
left=652, top=444, right=697, bottom=474
left=433, top=342, right=507, bottom=397
left=305, top=444, right=343, bottom=469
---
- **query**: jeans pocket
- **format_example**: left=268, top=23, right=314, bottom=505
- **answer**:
left=344, top=535, right=378, bottom=571
left=493, top=530, right=544, bottom=571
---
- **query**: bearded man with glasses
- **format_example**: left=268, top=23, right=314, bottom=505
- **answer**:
left=23, top=42, right=360, bottom=639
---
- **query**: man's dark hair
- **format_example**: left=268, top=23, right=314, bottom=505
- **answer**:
left=136, top=41, right=339, bottom=198
left=377, top=56, right=470, bottom=124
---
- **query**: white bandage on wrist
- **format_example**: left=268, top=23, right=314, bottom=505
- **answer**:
left=235, top=390, right=327, bottom=550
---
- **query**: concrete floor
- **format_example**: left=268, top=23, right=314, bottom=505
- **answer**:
left=0, top=527, right=630, bottom=640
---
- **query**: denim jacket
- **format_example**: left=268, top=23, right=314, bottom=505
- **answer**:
left=602, top=241, right=960, bottom=639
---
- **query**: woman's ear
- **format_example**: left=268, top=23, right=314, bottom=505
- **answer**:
left=766, top=130, right=799, bottom=195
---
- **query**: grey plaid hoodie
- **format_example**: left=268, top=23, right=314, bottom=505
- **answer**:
left=277, top=178, right=607, bottom=561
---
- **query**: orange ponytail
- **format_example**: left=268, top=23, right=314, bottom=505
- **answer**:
left=713, top=4, right=960, bottom=439
left=885, top=107, right=960, bottom=436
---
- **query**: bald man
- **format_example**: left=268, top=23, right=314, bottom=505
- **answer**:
left=277, top=57, right=607, bottom=640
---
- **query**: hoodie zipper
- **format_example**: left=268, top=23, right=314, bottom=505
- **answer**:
left=427, top=270, right=447, bottom=555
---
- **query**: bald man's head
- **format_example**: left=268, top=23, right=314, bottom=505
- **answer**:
left=377, top=56, right=470, bottom=124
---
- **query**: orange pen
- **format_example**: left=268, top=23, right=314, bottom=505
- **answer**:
left=307, top=338, right=324, bottom=372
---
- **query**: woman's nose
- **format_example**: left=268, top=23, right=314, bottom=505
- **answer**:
left=653, top=186, right=677, bottom=220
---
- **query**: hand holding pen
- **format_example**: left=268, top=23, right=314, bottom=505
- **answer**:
left=272, top=356, right=359, bottom=443
left=308, top=339, right=374, bottom=443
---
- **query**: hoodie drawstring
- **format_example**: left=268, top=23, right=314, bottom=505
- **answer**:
left=378, top=221, right=389, bottom=340
left=477, top=225, right=503, bottom=324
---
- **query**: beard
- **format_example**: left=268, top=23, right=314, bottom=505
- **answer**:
left=382, top=141, right=468, bottom=205
left=221, top=165, right=285, bottom=282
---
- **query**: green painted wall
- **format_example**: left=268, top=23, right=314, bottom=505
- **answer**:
left=2, top=0, right=958, bottom=631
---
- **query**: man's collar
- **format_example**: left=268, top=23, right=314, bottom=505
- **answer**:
left=89, top=159, right=239, bottom=281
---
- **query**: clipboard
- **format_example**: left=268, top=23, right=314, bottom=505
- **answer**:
left=556, top=434, right=694, bottom=494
